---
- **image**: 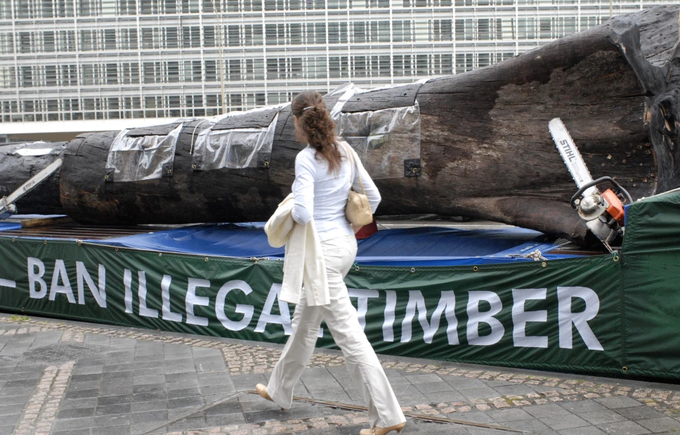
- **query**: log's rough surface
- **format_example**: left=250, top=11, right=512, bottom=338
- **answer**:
left=6, top=6, right=680, bottom=245
left=0, top=142, right=65, bottom=215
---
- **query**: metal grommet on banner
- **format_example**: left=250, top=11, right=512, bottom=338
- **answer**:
left=613, top=254, right=620, bottom=262
left=473, top=266, right=479, bottom=272
left=622, top=366, right=628, bottom=373
left=541, top=262, right=547, bottom=268
left=12, top=238, right=15, bottom=242
left=43, top=240, right=47, bottom=245
left=205, top=257, right=209, bottom=262
left=354, top=262, right=360, bottom=272
left=158, top=253, right=162, bottom=257
left=410, top=267, right=416, bottom=273
left=76, top=240, right=83, bottom=246
left=115, top=247, right=119, bottom=252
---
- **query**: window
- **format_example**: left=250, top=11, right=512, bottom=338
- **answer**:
left=308, top=56, right=327, bottom=79
left=61, top=64, right=77, bottom=86
left=290, top=57, right=303, bottom=79
left=328, top=22, right=347, bottom=44
left=431, top=19, right=452, bottom=41
left=290, top=23, right=303, bottom=44
left=106, top=63, right=118, bottom=85
left=393, top=21, right=412, bottom=42
left=229, top=59, right=241, bottom=81
left=353, top=56, right=367, bottom=78
left=182, top=26, right=201, bottom=48
left=393, top=55, right=413, bottom=76
left=314, top=23, right=326, bottom=44
left=244, top=59, right=265, bottom=80
left=455, top=19, right=473, bottom=41
left=204, top=60, right=216, bottom=82
left=204, top=26, right=215, bottom=47
left=478, top=19, right=490, bottom=40
left=121, top=63, right=140, bottom=84
left=329, top=56, right=349, bottom=78
left=144, top=62, right=159, bottom=83
left=456, top=53, right=474, bottom=74
left=518, top=18, right=536, bottom=39
left=19, top=32, right=31, bottom=54
left=21, top=66, right=33, bottom=87
left=166, top=27, right=178, bottom=48
left=0, top=33, right=14, bottom=54
left=81, top=64, right=95, bottom=85
left=266, top=24, right=279, bottom=46
left=540, top=18, right=552, bottom=39
left=353, top=22, right=367, bottom=43
left=105, top=29, right=117, bottom=50
left=141, top=28, right=154, bottom=49
left=168, top=61, right=180, bottom=82
left=228, top=25, right=240, bottom=46
left=370, top=21, right=390, bottom=43
left=43, top=31, right=55, bottom=52
left=327, top=0, right=348, bottom=8
left=165, top=0, right=178, bottom=13
left=182, top=0, right=200, bottom=13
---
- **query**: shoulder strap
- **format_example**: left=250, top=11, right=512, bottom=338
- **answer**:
left=341, top=141, right=366, bottom=195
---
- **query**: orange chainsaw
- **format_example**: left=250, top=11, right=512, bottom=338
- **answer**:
left=549, top=118, right=633, bottom=252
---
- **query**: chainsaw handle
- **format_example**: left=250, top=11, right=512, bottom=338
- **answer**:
left=570, top=176, right=633, bottom=209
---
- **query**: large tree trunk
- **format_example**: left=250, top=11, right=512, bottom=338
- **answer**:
left=6, top=6, right=680, bottom=245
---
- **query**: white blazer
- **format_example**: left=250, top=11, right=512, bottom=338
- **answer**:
left=265, top=193, right=330, bottom=306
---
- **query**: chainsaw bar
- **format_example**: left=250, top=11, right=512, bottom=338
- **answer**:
left=548, top=118, right=597, bottom=196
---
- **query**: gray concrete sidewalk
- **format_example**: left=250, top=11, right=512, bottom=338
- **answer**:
left=1, top=314, right=680, bottom=435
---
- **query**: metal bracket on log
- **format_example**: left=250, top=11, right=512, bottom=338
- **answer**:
left=192, top=156, right=204, bottom=171
left=257, top=152, right=271, bottom=168
left=104, top=168, right=114, bottom=183
left=404, top=159, right=422, bottom=177
left=162, top=163, right=174, bottom=178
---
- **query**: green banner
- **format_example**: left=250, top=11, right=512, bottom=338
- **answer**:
left=0, top=236, right=631, bottom=379
left=620, top=188, right=680, bottom=379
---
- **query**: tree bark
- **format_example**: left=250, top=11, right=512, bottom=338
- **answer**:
left=0, top=142, right=65, bottom=215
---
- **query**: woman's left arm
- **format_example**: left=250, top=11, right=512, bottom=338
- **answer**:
left=351, top=149, right=381, bottom=213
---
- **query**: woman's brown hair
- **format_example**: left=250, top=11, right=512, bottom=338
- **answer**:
left=291, top=91, right=342, bottom=174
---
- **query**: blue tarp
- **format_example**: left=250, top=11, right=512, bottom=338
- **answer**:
left=81, top=223, right=580, bottom=266
left=0, top=222, right=21, bottom=231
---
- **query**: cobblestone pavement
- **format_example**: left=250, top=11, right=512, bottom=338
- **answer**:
left=1, top=314, right=680, bottom=435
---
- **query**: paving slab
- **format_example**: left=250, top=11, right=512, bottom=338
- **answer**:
left=2, top=313, right=680, bottom=435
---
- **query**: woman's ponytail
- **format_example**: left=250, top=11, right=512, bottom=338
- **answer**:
left=291, top=91, right=343, bottom=174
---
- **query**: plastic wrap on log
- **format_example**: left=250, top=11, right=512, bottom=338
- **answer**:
left=50, top=6, right=680, bottom=243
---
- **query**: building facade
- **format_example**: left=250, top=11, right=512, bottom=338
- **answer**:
left=0, top=0, right=674, bottom=125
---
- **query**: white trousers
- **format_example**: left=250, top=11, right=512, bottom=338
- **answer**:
left=267, top=234, right=406, bottom=428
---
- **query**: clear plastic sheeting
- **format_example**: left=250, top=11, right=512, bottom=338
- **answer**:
left=193, top=113, right=278, bottom=170
left=5, top=141, right=66, bottom=157
left=335, top=102, right=421, bottom=179
left=105, top=124, right=182, bottom=182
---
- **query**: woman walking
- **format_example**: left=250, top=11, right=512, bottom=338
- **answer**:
left=256, top=91, right=406, bottom=435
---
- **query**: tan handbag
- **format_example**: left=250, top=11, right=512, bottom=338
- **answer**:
left=343, top=142, right=373, bottom=226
